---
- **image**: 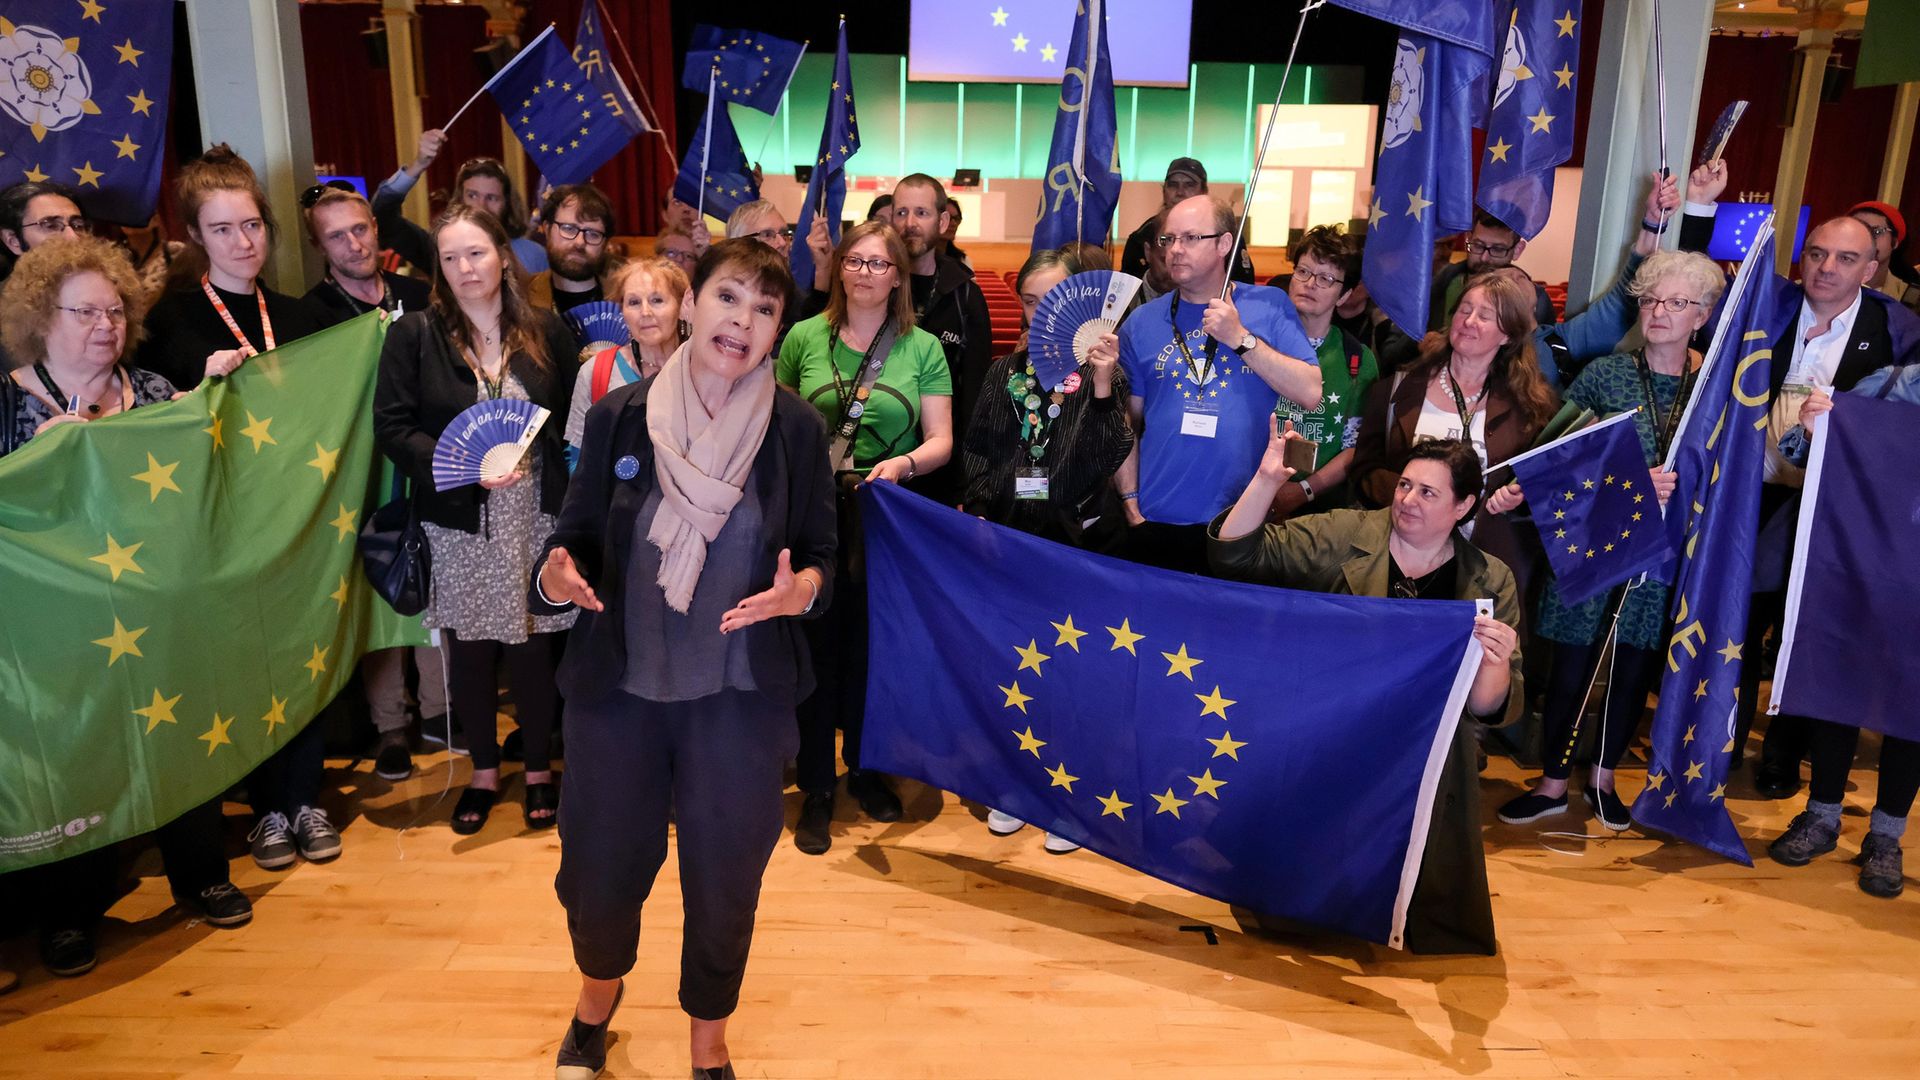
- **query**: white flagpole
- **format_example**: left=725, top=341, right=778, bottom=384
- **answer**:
left=1071, top=0, right=1101, bottom=247
left=1652, top=0, right=1671, bottom=243
left=442, top=24, right=560, bottom=131
left=754, top=41, right=812, bottom=165
left=1222, top=0, right=1325, bottom=299
left=697, top=65, right=718, bottom=223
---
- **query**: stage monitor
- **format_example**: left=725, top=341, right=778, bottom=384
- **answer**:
left=909, top=0, right=1194, bottom=88
left=1707, top=203, right=1812, bottom=263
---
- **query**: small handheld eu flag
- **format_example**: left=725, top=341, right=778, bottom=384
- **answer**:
left=480, top=25, right=644, bottom=187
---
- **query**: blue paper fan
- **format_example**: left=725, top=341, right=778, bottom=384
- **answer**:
left=562, top=300, right=632, bottom=361
left=1027, top=270, right=1143, bottom=390
left=431, top=399, right=551, bottom=491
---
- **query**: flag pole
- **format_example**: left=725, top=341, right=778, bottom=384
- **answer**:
left=1074, top=1, right=1099, bottom=248
left=440, top=24, right=560, bottom=131
left=591, top=0, right=677, bottom=173
left=1652, top=0, right=1671, bottom=244
left=754, top=40, right=812, bottom=165
left=816, top=17, right=847, bottom=220
left=1222, top=0, right=1325, bottom=299
left=697, top=65, right=718, bottom=223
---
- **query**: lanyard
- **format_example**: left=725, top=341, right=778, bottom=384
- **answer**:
left=460, top=346, right=505, bottom=400
left=1007, top=357, right=1074, bottom=463
left=32, top=363, right=132, bottom=415
left=1442, top=361, right=1486, bottom=438
left=1634, top=349, right=1695, bottom=462
left=328, top=273, right=391, bottom=316
left=825, top=322, right=897, bottom=471
left=200, top=274, right=274, bottom=354
left=1168, top=295, right=1220, bottom=385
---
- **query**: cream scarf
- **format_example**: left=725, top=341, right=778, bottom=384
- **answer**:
left=645, top=342, right=775, bottom=612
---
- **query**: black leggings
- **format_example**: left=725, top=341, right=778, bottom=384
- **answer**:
left=445, top=631, right=561, bottom=772
left=246, top=719, right=325, bottom=818
left=797, top=573, right=866, bottom=794
left=1808, top=721, right=1920, bottom=817
left=1539, top=638, right=1661, bottom=781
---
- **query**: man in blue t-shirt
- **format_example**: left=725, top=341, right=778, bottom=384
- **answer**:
left=1108, top=195, right=1318, bottom=572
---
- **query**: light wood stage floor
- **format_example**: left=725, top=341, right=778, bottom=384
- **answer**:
left=2, top=738, right=1916, bottom=1079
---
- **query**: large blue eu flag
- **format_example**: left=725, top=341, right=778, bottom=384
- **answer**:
left=857, top=483, right=1485, bottom=949
left=486, top=25, right=643, bottom=187
left=672, top=90, right=758, bottom=222
left=1476, top=1, right=1581, bottom=239
left=570, top=1, right=650, bottom=137
left=791, top=22, right=859, bottom=293
left=1030, top=0, right=1122, bottom=252
left=680, top=25, right=806, bottom=117
left=1629, top=218, right=1787, bottom=865
left=1507, top=409, right=1676, bottom=606
left=0, top=2, right=173, bottom=225
left=1328, top=1, right=1495, bottom=337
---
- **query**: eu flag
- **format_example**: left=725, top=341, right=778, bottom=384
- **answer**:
left=0, top=2, right=173, bottom=225
left=1030, top=0, right=1122, bottom=251
left=1629, top=218, right=1787, bottom=865
left=1476, top=1, right=1581, bottom=239
left=790, top=22, right=859, bottom=293
left=486, top=25, right=643, bottom=187
left=679, top=25, right=806, bottom=116
left=570, top=1, right=650, bottom=137
left=1507, top=409, right=1675, bottom=606
left=1328, top=1, right=1495, bottom=337
left=1770, top=393, right=1920, bottom=742
left=672, top=92, right=758, bottom=222
left=857, top=482, right=1485, bottom=949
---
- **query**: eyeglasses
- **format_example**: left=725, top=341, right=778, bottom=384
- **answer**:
left=1636, top=296, right=1706, bottom=313
left=56, top=304, right=129, bottom=325
left=25, top=216, right=92, bottom=235
left=841, top=254, right=895, bottom=275
left=299, top=180, right=357, bottom=209
left=1154, top=231, right=1226, bottom=249
left=1464, top=239, right=1515, bottom=258
left=659, top=247, right=696, bottom=264
left=1293, top=267, right=1346, bottom=290
left=552, top=221, right=608, bottom=245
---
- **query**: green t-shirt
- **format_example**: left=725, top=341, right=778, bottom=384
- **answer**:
left=777, top=314, right=953, bottom=469
left=1278, top=330, right=1380, bottom=471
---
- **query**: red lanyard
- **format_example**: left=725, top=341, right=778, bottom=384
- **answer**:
left=200, top=273, right=274, bottom=354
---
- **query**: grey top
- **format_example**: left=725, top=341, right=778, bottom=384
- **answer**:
left=618, top=481, right=763, bottom=702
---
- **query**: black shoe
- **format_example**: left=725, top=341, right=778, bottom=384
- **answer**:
left=794, top=791, right=834, bottom=855
left=846, top=769, right=903, bottom=823
left=1768, top=811, right=1841, bottom=867
left=555, top=980, right=624, bottom=1080
left=1856, top=833, right=1906, bottom=898
left=374, top=739, right=414, bottom=781
left=501, top=727, right=525, bottom=763
left=1753, top=765, right=1802, bottom=800
left=1496, top=790, right=1567, bottom=825
left=418, top=714, right=467, bottom=756
left=692, top=1066, right=738, bottom=1080
left=39, top=928, right=96, bottom=977
left=175, top=882, right=253, bottom=927
left=1583, top=786, right=1632, bottom=832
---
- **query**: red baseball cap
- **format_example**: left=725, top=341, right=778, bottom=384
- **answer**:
left=1849, top=200, right=1906, bottom=247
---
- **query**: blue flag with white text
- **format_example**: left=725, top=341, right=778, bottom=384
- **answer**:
left=1629, top=221, right=1787, bottom=865
left=857, top=482, right=1483, bottom=949
left=1030, top=0, right=1123, bottom=252
left=487, top=25, right=643, bottom=186
left=1329, top=1, right=1495, bottom=337
left=0, top=1, right=173, bottom=224
left=1476, top=1, right=1581, bottom=239
left=679, top=25, right=806, bottom=116
left=570, top=1, right=649, bottom=136
left=791, top=23, right=859, bottom=293
left=1509, top=410, right=1675, bottom=606
left=672, top=96, right=758, bottom=222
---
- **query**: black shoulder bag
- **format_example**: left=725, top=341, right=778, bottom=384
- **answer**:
left=358, top=472, right=431, bottom=615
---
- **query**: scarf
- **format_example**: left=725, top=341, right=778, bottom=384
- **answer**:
left=645, top=342, right=776, bottom=613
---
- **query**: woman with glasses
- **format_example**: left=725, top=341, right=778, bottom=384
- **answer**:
left=776, top=220, right=953, bottom=854
left=1277, top=225, right=1381, bottom=516
left=566, top=256, right=689, bottom=456
left=1492, top=251, right=1723, bottom=831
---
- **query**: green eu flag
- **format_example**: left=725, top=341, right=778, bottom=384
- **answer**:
left=0, top=312, right=424, bottom=872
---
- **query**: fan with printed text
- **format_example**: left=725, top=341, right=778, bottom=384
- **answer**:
left=563, top=300, right=632, bottom=362
left=1027, top=270, right=1143, bottom=389
left=431, top=399, right=551, bottom=491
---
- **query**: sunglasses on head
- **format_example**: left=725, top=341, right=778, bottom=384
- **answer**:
left=300, top=179, right=358, bottom=209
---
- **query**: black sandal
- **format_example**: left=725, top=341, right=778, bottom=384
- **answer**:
left=450, top=785, right=498, bottom=835
left=555, top=979, right=623, bottom=1079
left=525, top=780, right=560, bottom=830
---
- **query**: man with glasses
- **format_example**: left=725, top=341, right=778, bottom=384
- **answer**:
left=300, top=185, right=429, bottom=327
left=1427, top=210, right=1557, bottom=332
left=725, top=198, right=833, bottom=303
left=892, top=174, right=992, bottom=474
left=528, top=183, right=617, bottom=315
left=1112, top=195, right=1318, bottom=573
left=1273, top=225, right=1379, bottom=517
left=0, top=181, right=90, bottom=284
left=1849, top=200, right=1918, bottom=306
left=1120, top=158, right=1255, bottom=286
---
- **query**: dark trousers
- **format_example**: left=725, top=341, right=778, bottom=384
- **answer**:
left=1124, top=521, right=1211, bottom=574
left=1735, top=587, right=1811, bottom=771
left=445, top=630, right=561, bottom=772
left=555, top=687, right=794, bottom=1020
left=1809, top=721, right=1920, bottom=817
left=1540, top=638, right=1661, bottom=781
left=246, top=720, right=325, bottom=818
left=797, top=571, right=866, bottom=794
left=22, top=796, right=230, bottom=929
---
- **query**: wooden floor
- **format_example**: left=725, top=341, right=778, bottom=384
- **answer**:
left=2, top=735, right=1916, bottom=1079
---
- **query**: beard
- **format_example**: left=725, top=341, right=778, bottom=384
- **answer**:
left=553, top=248, right=607, bottom=282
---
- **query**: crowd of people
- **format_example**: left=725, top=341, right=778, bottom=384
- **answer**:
left=2, top=128, right=1917, bottom=1076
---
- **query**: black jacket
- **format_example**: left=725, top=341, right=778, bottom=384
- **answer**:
left=528, top=377, right=837, bottom=707
left=304, top=271, right=432, bottom=328
left=913, top=252, right=994, bottom=448
left=373, top=308, right=574, bottom=530
left=137, top=281, right=327, bottom=391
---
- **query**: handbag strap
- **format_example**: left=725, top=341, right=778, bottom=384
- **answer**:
left=828, top=319, right=899, bottom=472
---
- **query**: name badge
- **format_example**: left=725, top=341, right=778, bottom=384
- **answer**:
left=1179, top=411, right=1219, bottom=439
left=1014, top=468, right=1051, bottom=500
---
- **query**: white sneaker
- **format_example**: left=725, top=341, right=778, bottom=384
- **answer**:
left=1043, top=833, right=1081, bottom=855
left=986, top=809, right=1027, bottom=835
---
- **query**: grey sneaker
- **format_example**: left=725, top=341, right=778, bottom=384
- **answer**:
left=1768, top=811, right=1841, bottom=867
left=1856, top=833, right=1905, bottom=898
left=292, top=806, right=342, bottom=862
left=247, top=811, right=296, bottom=870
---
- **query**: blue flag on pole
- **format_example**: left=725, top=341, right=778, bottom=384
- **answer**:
left=1476, top=1, right=1581, bottom=239
left=672, top=92, right=758, bottom=222
left=1770, top=393, right=1920, bottom=742
left=791, top=22, right=859, bottom=293
left=1507, top=410, right=1676, bottom=607
left=487, top=25, right=643, bottom=186
left=1030, top=0, right=1123, bottom=252
left=0, top=2, right=173, bottom=225
left=1628, top=219, right=1786, bottom=865
left=856, top=483, right=1484, bottom=949
left=1328, top=1, right=1496, bottom=337
left=679, top=25, right=807, bottom=116
left=570, top=1, right=649, bottom=136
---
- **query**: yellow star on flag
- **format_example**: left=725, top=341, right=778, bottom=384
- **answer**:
left=79, top=0, right=106, bottom=22
left=999, top=680, right=1033, bottom=714
left=1682, top=724, right=1696, bottom=745
left=1106, top=618, right=1143, bottom=655
left=24, top=163, right=50, bottom=183
left=305, top=644, right=329, bottom=681
left=92, top=618, right=147, bottom=665
left=305, top=442, right=341, bottom=480
left=1527, top=106, right=1556, bottom=134
left=72, top=161, right=103, bottom=187
left=990, top=5, right=1009, bottom=25
left=1717, top=639, right=1743, bottom=663
left=1051, top=615, right=1087, bottom=651
left=1646, top=770, right=1666, bottom=790
left=1097, top=790, right=1132, bottom=819
left=1694, top=678, right=1710, bottom=700
left=1621, top=478, right=1634, bottom=489
left=1206, top=730, right=1247, bottom=760
left=113, top=38, right=143, bottom=65
left=198, top=713, right=234, bottom=756
left=1040, top=43, right=1058, bottom=63
left=1683, top=760, right=1704, bottom=782
left=329, top=504, right=358, bottom=542
left=134, top=689, right=181, bottom=734
left=1555, top=10, right=1578, bottom=37
left=239, top=411, right=276, bottom=451
left=1011, top=32, right=1030, bottom=52
left=1046, top=762, right=1079, bottom=792
left=1369, top=195, right=1386, bottom=230
left=1151, top=788, right=1189, bottom=818
left=1161, top=643, right=1203, bottom=680
left=112, top=133, right=140, bottom=161
left=1664, top=791, right=1677, bottom=808
left=1708, top=782, right=1727, bottom=802
left=1553, top=63, right=1575, bottom=88
left=1486, top=137, right=1512, bottom=163
left=1582, top=478, right=1595, bottom=489
left=262, top=696, right=288, bottom=732
left=203, top=414, right=225, bottom=448
left=89, top=535, right=144, bottom=581
left=131, top=452, right=180, bottom=500
left=1012, top=725, right=1047, bottom=757
left=330, top=576, right=350, bottom=610
left=1014, top=639, right=1050, bottom=676
left=1188, top=768, right=1227, bottom=799
left=1405, top=185, right=1433, bottom=222
left=1195, top=685, right=1236, bottom=720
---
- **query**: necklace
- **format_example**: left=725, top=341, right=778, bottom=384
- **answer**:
left=33, top=362, right=127, bottom=415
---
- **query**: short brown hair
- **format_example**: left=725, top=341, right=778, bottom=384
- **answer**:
left=1289, top=225, right=1358, bottom=290
left=691, top=237, right=795, bottom=318
left=540, top=183, right=615, bottom=234
left=450, top=157, right=526, bottom=236
left=894, top=173, right=950, bottom=214
left=824, top=221, right=915, bottom=336
left=177, top=144, right=276, bottom=250
left=303, top=187, right=374, bottom=246
left=0, top=235, right=148, bottom=367
left=608, top=256, right=690, bottom=312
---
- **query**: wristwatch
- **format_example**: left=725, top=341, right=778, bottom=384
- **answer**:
left=1237, top=332, right=1259, bottom=354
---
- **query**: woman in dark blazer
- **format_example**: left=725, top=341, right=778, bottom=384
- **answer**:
left=373, top=203, right=575, bottom=835
left=531, top=239, right=835, bottom=1080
